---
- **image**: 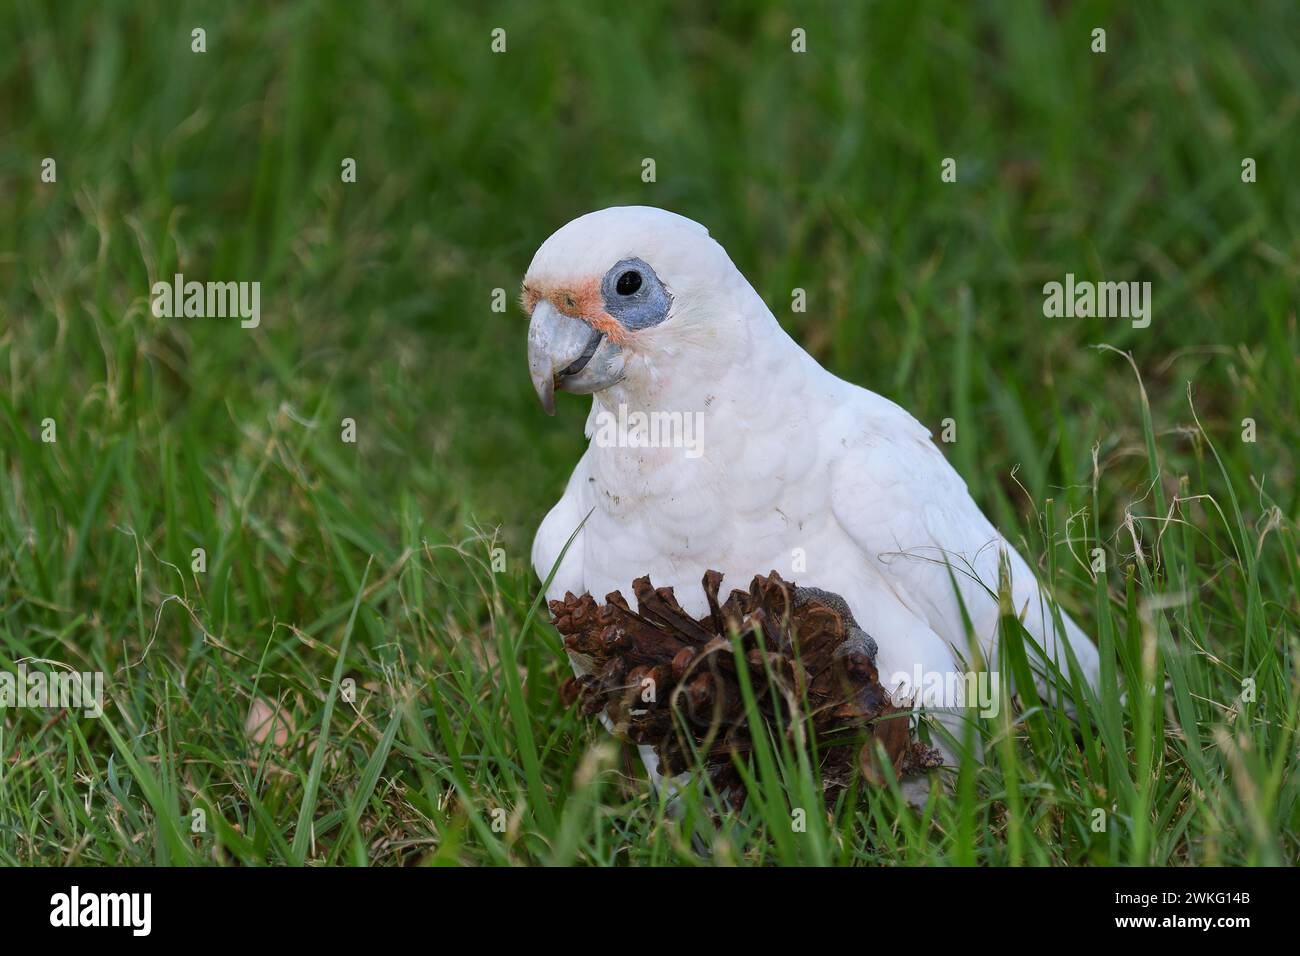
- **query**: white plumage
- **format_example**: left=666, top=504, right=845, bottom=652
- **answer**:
left=526, top=206, right=1100, bottom=785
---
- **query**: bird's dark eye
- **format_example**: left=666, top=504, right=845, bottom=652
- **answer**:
left=615, top=270, right=642, bottom=296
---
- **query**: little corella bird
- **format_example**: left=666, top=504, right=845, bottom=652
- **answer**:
left=525, top=206, right=1101, bottom=794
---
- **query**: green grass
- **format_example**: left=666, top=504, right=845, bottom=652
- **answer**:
left=1, top=0, right=1297, bottom=865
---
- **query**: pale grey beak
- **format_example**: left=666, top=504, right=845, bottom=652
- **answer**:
left=527, top=299, right=625, bottom=415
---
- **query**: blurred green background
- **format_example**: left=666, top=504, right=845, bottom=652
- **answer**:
left=1, top=1, right=1297, bottom=864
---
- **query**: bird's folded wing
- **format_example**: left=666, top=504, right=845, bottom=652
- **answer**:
left=825, top=389, right=1095, bottom=687
left=532, top=452, right=591, bottom=602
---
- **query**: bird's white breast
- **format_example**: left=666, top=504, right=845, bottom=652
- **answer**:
left=570, top=352, right=861, bottom=616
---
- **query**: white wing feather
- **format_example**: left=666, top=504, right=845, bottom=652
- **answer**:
left=826, top=383, right=1100, bottom=693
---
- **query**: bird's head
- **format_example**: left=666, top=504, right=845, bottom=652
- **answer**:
left=522, top=206, right=745, bottom=414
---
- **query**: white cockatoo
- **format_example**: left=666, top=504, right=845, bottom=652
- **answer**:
left=525, top=205, right=1100, bottom=792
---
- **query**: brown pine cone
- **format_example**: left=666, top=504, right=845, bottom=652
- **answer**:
left=550, top=570, right=943, bottom=807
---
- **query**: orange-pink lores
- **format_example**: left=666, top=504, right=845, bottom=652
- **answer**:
left=520, top=278, right=629, bottom=344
